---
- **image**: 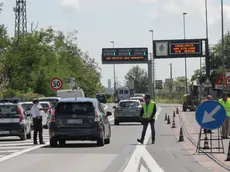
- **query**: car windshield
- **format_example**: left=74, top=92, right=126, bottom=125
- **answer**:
left=40, top=103, right=50, bottom=108
left=55, top=102, right=95, bottom=115
left=39, top=99, right=58, bottom=107
left=21, top=104, right=33, bottom=111
left=0, top=105, right=19, bottom=116
left=134, top=94, right=143, bottom=97
left=119, top=101, right=139, bottom=108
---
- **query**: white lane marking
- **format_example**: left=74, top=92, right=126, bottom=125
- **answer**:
left=104, top=104, right=108, bottom=110
left=140, top=165, right=148, bottom=172
left=0, top=142, right=49, bottom=163
left=0, top=150, right=20, bottom=153
left=0, top=146, right=33, bottom=149
left=0, top=142, right=35, bottom=146
left=123, top=107, right=164, bottom=172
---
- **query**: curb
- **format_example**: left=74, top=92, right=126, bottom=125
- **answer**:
left=175, top=106, right=230, bottom=171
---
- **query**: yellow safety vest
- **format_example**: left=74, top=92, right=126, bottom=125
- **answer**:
left=219, top=99, right=230, bottom=117
left=142, top=101, right=155, bottom=119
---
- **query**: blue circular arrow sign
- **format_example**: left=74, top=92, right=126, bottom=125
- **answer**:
left=195, top=100, right=227, bottom=130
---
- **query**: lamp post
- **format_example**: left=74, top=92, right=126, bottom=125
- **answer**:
left=110, top=41, right=116, bottom=94
left=183, top=12, right=188, bottom=94
left=149, top=29, right=155, bottom=100
left=221, top=0, right=225, bottom=93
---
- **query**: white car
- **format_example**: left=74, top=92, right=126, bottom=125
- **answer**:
left=18, top=102, right=49, bottom=129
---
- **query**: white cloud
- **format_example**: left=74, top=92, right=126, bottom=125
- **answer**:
left=60, top=0, right=80, bottom=9
left=140, top=0, right=230, bottom=25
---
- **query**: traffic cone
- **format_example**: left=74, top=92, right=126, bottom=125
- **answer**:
left=178, top=127, right=184, bottom=142
left=165, top=113, right=167, bottom=121
left=171, top=117, right=176, bottom=128
left=226, top=141, right=230, bottom=161
left=167, top=115, right=171, bottom=124
left=203, top=134, right=209, bottom=149
left=176, top=107, right=179, bottom=114
left=173, top=111, right=176, bottom=118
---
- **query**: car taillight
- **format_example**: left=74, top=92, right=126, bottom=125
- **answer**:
left=50, top=110, right=56, bottom=122
left=94, top=110, right=100, bottom=122
left=17, top=106, right=23, bottom=122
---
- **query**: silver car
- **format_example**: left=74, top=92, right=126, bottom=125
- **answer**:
left=113, top=100, right=142, bottom=125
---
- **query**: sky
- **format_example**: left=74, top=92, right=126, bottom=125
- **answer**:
left=1, top=0, right=230, bottom=87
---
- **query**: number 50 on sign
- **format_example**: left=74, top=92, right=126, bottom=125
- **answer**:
left=50, top=78, right=63, bottom=91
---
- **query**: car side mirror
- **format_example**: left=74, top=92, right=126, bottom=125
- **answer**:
left=106, top=111, right=112, bottom=117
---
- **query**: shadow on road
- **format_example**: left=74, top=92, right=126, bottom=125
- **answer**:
left=42, top=143, right=100, bottom=148
left=111, top=124, right=142, bottom=126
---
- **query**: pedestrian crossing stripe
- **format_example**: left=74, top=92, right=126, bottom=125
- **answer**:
left=0, top=131, right=49, bottom=158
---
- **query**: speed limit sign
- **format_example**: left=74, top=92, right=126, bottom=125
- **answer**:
left=226, top=76, right=230, bottom=88
left=50, top=78, right=63, bottom=91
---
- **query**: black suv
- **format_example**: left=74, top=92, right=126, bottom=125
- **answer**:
left=49, top=98, right=112, bottom=147
left=0, top=103, right=32, bottom=140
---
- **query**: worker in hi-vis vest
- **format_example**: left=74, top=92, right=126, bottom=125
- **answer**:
left=137, top=94, right=157, bottom=144
left=219, top=93, right=230, bottom=139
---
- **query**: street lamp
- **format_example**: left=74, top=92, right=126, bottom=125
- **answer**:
left=183, top=12, right=188, bottom=94
left=110, top=41, right=116, bottom=94
left=221, top=0, right=225, bottom=92
left=149, top=30, right=155, bottom=100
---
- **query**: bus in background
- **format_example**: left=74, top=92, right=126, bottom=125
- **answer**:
left=57, top=88, right=85, bottom=99
left=115, top=86, right=130, bottom=103
left=96, top=93, right=107, bottom=103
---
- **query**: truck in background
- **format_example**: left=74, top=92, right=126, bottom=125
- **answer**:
left=114, top=86, right=131, bottom=103
left=57, top=88, right=85, bottom=99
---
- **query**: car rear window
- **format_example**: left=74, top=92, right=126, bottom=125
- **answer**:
left=40, top=103, right=49, bottom=108
left=39, top=99, right=58, bottom=107
left=0, top=105, right=19, bottom=116
left=55, top=102, right=95, bottom=115
left=21, top=104, right=33, bottom=111
left=119, top=101, right=139, bottom=107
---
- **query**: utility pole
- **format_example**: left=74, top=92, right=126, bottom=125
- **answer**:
left=149, top=29, right=155, bottom=100
left=183, top=12, right=188, bottom=94
left=14, top=0, right=27, bottom=39
left=110, top=41, right=116, bottom=96
left=221, top=0, right=225, bottom=94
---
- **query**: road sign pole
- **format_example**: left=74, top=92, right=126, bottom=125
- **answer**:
left=195, top=100, right=226, bottom=153
left=148, top=60, right=153, bottom=99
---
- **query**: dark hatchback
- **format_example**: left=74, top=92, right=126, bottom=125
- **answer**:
left=0, top=103, right=32, bottom=140
left=49, top=98, right=112, bottom=147
left=96, top=93, right=107, bottom=103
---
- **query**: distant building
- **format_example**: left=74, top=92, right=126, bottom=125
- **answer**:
left=108, top=79, right=111, bottom=88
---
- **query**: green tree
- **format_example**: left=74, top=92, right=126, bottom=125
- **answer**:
left=125, top=65, right=148, bottom=93
left=0, top=27, right=103, bottom=97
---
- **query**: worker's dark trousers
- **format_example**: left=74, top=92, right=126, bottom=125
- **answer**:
left=140, top=119, right=155, bottom=142
left=33, top=117, right=43, bottom=144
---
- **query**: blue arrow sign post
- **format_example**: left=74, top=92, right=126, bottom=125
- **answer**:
left=195, top=100, right=227, bottom=130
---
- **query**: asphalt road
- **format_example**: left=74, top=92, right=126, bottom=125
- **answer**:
left=0, top=103, right=219, bottom=172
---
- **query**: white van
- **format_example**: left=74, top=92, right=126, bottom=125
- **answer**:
left=116, top=86, right=130, bottom=103
left=57, top=88, right=85, bottom=99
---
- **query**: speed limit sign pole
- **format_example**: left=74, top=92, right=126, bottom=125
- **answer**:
left=50, top=78, right=63, bottom=91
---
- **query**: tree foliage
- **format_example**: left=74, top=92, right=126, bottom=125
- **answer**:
left=191, top=31, right=230, bottom=88
left=0, top=25, right=103, bottom=97
left=125, top=65, right=148, bottom=93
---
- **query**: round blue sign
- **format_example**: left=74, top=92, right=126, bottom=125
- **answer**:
left=195, top=100, right=227, bottom=130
